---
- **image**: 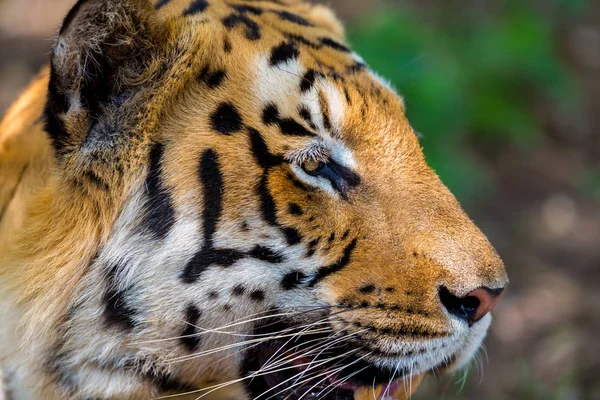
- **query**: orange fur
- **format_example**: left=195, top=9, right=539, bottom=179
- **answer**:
left=0, top=1, right=507, bottom=399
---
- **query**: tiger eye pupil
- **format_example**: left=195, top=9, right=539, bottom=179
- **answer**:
left=302, top=159, right=321, bottom=173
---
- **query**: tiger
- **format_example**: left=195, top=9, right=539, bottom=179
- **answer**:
left=0, top=0, right=509, bottom=399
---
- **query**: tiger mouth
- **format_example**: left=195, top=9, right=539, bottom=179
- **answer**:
left=241, top=330, right=448, bottom=400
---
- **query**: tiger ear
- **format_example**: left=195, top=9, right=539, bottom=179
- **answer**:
left=46, top=0, right=164, bottom=157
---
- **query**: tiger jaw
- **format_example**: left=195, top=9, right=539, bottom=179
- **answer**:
left=234, top=309, right=491, bottom=399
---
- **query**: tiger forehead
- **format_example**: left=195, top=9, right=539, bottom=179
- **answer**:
left=156, top=0, right=379, bottom=96
left=153, top=0, right=404, bottom=151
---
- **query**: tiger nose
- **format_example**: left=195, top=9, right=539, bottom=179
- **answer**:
left=439, top=285, right=507, bottom=325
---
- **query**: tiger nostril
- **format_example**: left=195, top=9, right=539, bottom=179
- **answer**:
left=439, top=286, right=480, bottom=323
left=439, top=285, right=506, bottom=325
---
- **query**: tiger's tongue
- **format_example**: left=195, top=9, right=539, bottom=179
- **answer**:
left=353, top=373, right=425, bottom=400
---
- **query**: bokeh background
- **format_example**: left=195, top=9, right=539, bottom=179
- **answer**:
left=1, top=0, right=598, bottom=399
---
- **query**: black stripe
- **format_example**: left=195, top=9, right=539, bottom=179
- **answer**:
left=103, top=262, right=137, bottom=330
left=249, top=246, right=284, bottom=263
left=318, top=91, right=332, bottom=131
left=222, top=13, right=261, bottom=40
left=278, top=117, right=314, bottom=137
left=300, top=69, right=317, bottom=93
left=183, top=0, right=209, bottom=15
left=182, top=248, right=246, bottom=283
left=232, top=4, right=263, bottom=14
left=143, top=143, right=176, bottom=240
left=274, top=10, right=313, bottom=26
left=181, top=150, right=246, bottom=283
left=284, top=33, right=320, bottom=50
left=257, top=175, right=278, bottom=226
left=306, top=237, right=320, bottom=257
left=319, top=37, right=350, bottom=52
left=307, top=239, right=358, bottom=287
left=248, top=128, right=283, bottom=169
left=199, top=149, right=224, bottom=244
left=262, top=103, right=314, bottom=137
left=180, top=305, right=202, bottom=351
left=269, top=41, right=299, bottom=66
left=298, top=106, right=316, bottom=130
left=154, top=0, right=171, bottom=9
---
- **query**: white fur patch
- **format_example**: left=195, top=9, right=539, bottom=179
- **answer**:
left=320, top=80, right=345, bottom=133
left=253, top=54, right=305, bottom=116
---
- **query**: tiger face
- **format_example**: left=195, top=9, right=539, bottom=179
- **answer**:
left=0, top=0, right=508, bottom=399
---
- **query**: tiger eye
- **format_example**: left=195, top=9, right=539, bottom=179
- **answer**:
left=301, top=158, right=322, bottom=174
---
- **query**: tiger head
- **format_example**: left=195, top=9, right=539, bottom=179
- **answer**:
left=2, top=0, right=508, bottom=398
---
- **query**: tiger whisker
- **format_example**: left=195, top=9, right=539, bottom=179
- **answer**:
left=166, top=327, right=333, bottom=364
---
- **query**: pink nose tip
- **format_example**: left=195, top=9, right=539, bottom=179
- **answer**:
left=439, top=285, right=507, bottom=325
left=466, top=286, right=506, bottom=323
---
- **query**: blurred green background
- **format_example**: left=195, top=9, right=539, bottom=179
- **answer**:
left=1, top=0, right=599, bottom=399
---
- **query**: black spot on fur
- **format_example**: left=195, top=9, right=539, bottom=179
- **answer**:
left=183, top=0, right=209, bottom=16
left=359, top=284, right=376, bottom=294
left=249, top=246, right=284, bottom=263
left=143, top=143, right=175, bottom=240
left=274, top=10, right=312, bottom=26
left=342, top=229, right=350, bottom=239
left=281, top=270, right=307, bottom=290
left=208, top=291, right=219, bottom=299
left=180, top=305, right=202, bottom=351
left=300, top=69, right=317, bottom=93
left=328, top=232, right=336, bottom=243
left=319, top=37, right=350, bottom=52
left=232, top=285, right=246, bottom=296
left=288, top=203, right=303, bottom=216
left=199, top=67, right=227, bottom=89
left=269, top=41, right=299, bottom=66
left=282, top=227, right=302, bottom=245
left=103, top=263, right=136, bottom=330
left=308, top=239, right=358, bottom=287
left=262, top=104, right=280, bottom=125
left=211, top=103, right=243, bottom=135
left=222, top=13, right=261, bottom=40
left=250, top=290, right=265, bottom=302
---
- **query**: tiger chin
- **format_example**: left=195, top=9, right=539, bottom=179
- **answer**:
left=0, top=0, right=508, bottom=399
